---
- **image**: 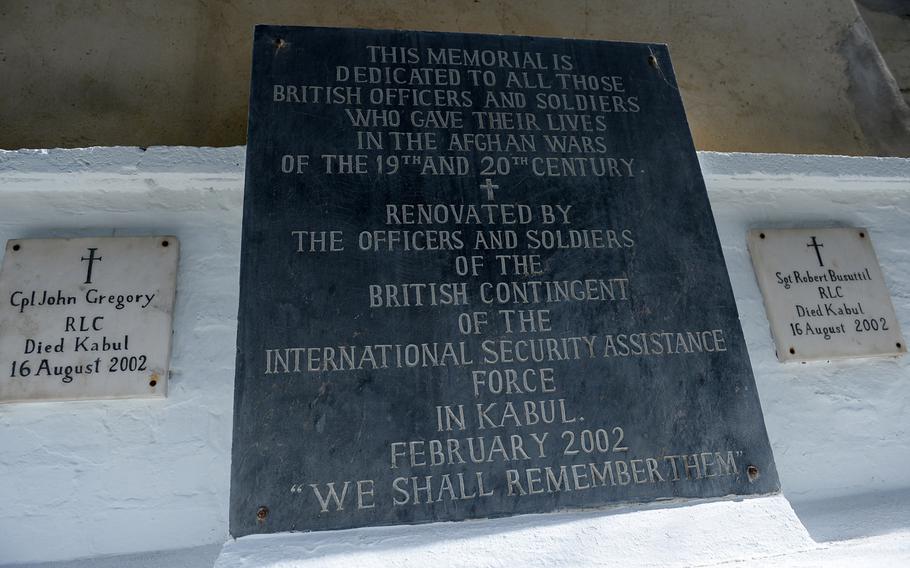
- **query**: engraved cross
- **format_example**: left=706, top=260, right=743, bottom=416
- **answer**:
left=81, top=247, right=103, bottom=284
left=480, top=178, right=498, bottom=201
left=807, top=236, right=824, bottom=267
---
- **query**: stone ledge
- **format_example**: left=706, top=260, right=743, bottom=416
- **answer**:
left=215, top=495, right=815, bottom=568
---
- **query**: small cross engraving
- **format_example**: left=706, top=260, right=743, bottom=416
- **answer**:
left=807, top=236, right=824, bottom=267
left=480, top=178, right=499, bottom=201
left=81, top=247, right=103, bottom=284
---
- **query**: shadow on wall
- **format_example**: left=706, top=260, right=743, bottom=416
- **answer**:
left=840, top=9, right=910, bottom=156
left=790, top=487, right=910, bottom=543
left=1, top=544, right=222, bottom=568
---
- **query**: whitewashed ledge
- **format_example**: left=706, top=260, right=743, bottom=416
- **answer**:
left=215, top=495, right=816, bottom=568
left=2, top=148, right=910, bottom=567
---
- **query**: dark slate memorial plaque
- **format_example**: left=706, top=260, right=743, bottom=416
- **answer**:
left=231, top=25, right=779, bottom=537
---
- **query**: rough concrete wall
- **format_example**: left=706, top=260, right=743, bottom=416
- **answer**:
left=1, top=1, right=908, bottom=155
left=857, top=1, right=910, bottom=107
left=841, top=6, right=910, bottom=156
left=0, top=147, right=909, bottom=566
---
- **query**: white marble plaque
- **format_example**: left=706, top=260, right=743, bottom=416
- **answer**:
left=0, top=236, right=179, bottom=402
left=747, top=228, right=905, bottom=362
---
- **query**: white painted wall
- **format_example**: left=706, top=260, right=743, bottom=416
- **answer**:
left=0, top=148, right=908, bottom=566
left=215, top=495, right=818, bottom=568
left=0, top=148, right=243, bottom=566
left=703, top=152, right=910, bottom=504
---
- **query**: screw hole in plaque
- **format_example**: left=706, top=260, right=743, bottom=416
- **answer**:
left=789, top=347, right=795, bottom=355
left=747, top=465, right=760, bottom=482
left=12, top=243, right=20, bottom=251
left=759, top=232, right=766, bottom=239
left=257, top=506, right=269, bottom=522
left=860, top=231, right=866, bottom=238
left=161, top=240, right=169, bottom=247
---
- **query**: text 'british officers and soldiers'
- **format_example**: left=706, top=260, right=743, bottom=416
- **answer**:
left=229, top=26, right=779, bottom=536
left=272, top=43, right=640, bottom=181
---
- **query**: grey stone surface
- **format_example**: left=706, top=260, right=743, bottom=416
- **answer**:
left=230, top=25, right=779, bottom=536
